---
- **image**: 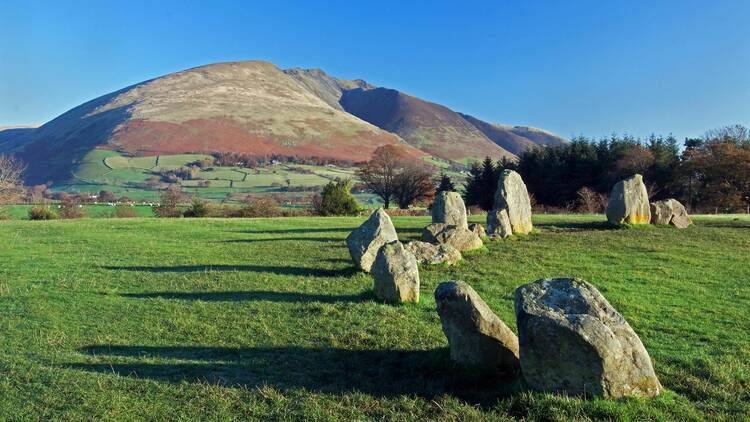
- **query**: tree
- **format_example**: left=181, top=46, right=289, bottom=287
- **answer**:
left=436, top=173, right=455, bottom=192
left=312, top=179, right=360, bottom=216
left=463, top=157, right=501, bottom=211
left=0, top=155, right=26, bottom=204
left=393, top=163, right=435, bottom=209
left=153, top=186, right=185, bottom=217
left=183, top=198, right=211, bottom=217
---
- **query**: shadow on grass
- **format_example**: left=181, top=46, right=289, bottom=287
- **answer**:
left=233, top=227, right=355, bottom=235
left=70, top=345, right=521, bottom=405
left=219, top=237, right=343, bottom=244
left=534, top=220, right=617, bottom=232
left=121, top=290, right=372, bottom=303
left=102, top=265, right=358, bottom=278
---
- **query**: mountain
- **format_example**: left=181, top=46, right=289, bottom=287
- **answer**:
left=1, top=60, right=566, bottom=184
left=458, top=114, right=567, bottom=155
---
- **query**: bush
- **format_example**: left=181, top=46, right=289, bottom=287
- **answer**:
left=232, top=197, right=282, bottom=218
left=153, top=188, right=184, bottom=218
left=28, top=206, right=58, bottom=220
left=59, top=199, right=85, bottom=219
left=183, top=198, right=211, bottom=218
left=114, top=206, right=138, bottom=218
left=312, top=179, right=360, bottom=216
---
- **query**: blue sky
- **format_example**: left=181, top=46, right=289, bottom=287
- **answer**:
left=1, top=0, right=748, bottom=140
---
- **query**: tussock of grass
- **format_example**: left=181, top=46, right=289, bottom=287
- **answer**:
left=0, top=214, right=747, bottom=420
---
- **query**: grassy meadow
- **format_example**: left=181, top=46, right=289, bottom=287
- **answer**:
left=0, top=214, right=748, bottom=420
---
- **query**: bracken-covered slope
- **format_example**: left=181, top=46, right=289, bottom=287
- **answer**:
left=2, top=61, right=413, bottom=184
left=340, top=87, right=515, bottom=163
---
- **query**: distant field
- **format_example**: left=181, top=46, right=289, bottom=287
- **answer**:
left=0, top=215, right=747, bottom=420
left=53, top=149, right=467, bottom=202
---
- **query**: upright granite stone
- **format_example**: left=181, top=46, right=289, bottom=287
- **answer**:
left=346, top=208, right=398, bottom=272
left=422, top=223, right=483, bottom=252
left=371, top=241, right=420, bottom=303
left=432, top=191, right=468, bottom=228
left=404, top=241, right=462, bottom=266
left=468, top=223, right=486, bottom=238
left=486, top=209, right=512, bottom=238
left=435, top=281, right=520, bottom=375
left=606, top=174, right=651, bottom=225
left=650, top=198, right=692, bottom=229
left=515, top=278, right=662, bottom=399
left=492, top=170, right=533, bottom=234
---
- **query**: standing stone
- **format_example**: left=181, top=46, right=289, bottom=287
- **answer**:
left=371, top=241, right=419, bottom=303
left=492, top=170, right=533, bottom=234
left=435, top=281, right=520, bottom=375
left=515, top=278, right=662, bottom=398
left=346, top=208, right=398, bottom=272
left=422, top=224, right=483, bottom=252
left=650, top=198, right=692, bottom=229
left=432, top=191, right=468, bottom=229
left=404, top=241, right=462, bottom=266
left=606, top=174, right=651, bottom=225
left=486, top=209, right=513, bottom=238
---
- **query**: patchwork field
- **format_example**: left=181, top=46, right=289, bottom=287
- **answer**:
left=0, top=215, right=747, bottom=420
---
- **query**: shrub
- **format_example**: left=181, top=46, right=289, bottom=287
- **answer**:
left=153, top=187, right=184, bottom=218
left=233, top=196, right=282, bottom=218
left=28, top=206, right=58, bottom=220
left=312, top=179, right=360, bottom=216
left=183, top=198, right=211, bottom=218
left=59, top=199, right=85, bottom=219
left=114, top=206, right=138, bottom=218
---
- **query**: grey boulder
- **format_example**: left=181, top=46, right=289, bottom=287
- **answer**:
left=371, top=241, right=420, bottom=303
left=486, top=209, right=513, bottom=238
left=468, top=223, right=486, bottom=238
left=606, top=174, right=651, bottom=225
left=493, top=170, right=533, bottom=234
left=422, top=223, right=483, bottom=252
left=515, top=277, right=662, bottom=398
left=435, top=281, right=520, bottom=375
left=346, top=208, right=398, bottom=272
left=650, top=198, right=692, bottom=229
left=404, top=241, right=462, bottom=266
left=432, top=191, right=468, bottom=229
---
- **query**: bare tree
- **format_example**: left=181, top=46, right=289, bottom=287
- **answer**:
left=357, top=145, right=413, bottom=209
left=0, top=155, right=26, bottom=204
left=393, top=163, right=435, bottom=209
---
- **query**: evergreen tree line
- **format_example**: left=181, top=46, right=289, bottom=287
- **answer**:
left=462, top=125, right=750, bottom=213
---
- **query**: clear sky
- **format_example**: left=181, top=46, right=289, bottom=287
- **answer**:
left=1, top=0, right=748, bottom=140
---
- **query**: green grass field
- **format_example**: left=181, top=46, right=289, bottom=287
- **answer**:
left=0, top=215, right=747, bottom=420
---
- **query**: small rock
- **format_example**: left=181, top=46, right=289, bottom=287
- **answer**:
left=435, top=281, right=520, bottom=375
left=346, top=208, right=398, bottom=272
left=371, top=241, right=420, bottom=303
left=422, top=224, right=483, bottom=252
left=468, top=223, right=486, bottom=238
left=650, top=198, right=692, bottom=229
left=606, top=174, right=651, bottom=225
left=486, top=209, right=512, bottom=238
left=432, top=191, right=468, bottom=229
left=404, top=241, right=462, bottom=266
left=515, top=277, right=663, bottom=398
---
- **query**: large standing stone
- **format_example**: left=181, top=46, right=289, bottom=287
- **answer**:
left=422, top=224, right=483, bottom=252
left=606, top=174, right=651, bottom=225
left=435, top=281, right=520, bottom=375
left=650, top=198, right=692, bottom=229
left=486, top=209, right=512, bottom=238
left=492, top=170, right=533, bottom=234
left=371, top=241, right=419, bottom=303
left=404, top=241, right=462, bottom=266
left=515, top=278, right=662, bottom=398
left=346, top=208, right=398, bottom=272
left=432, top=191, right=468, bottom=229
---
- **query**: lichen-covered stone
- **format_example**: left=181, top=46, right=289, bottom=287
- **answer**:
left=422, top=224, right=483, bottom=252
left=404, top=241, right=462, bottom=266
left=468, top=223, right=486, bottom=238
left=606, top=174, right=651, bottom=225
left=432, top=191, right=468, bottom=229
left=650, top=198, right=692, bottom=229
left=346, top=208, right=398, bottom=272
left=486, top=209, right=512, bottom=238
left=493, top=170, right=533, bottom=234
left=371, top=241, right=419, bottom=303
left=435, top=281, right=520, bottom=375
left=515, top=278, right=662, bottom=398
